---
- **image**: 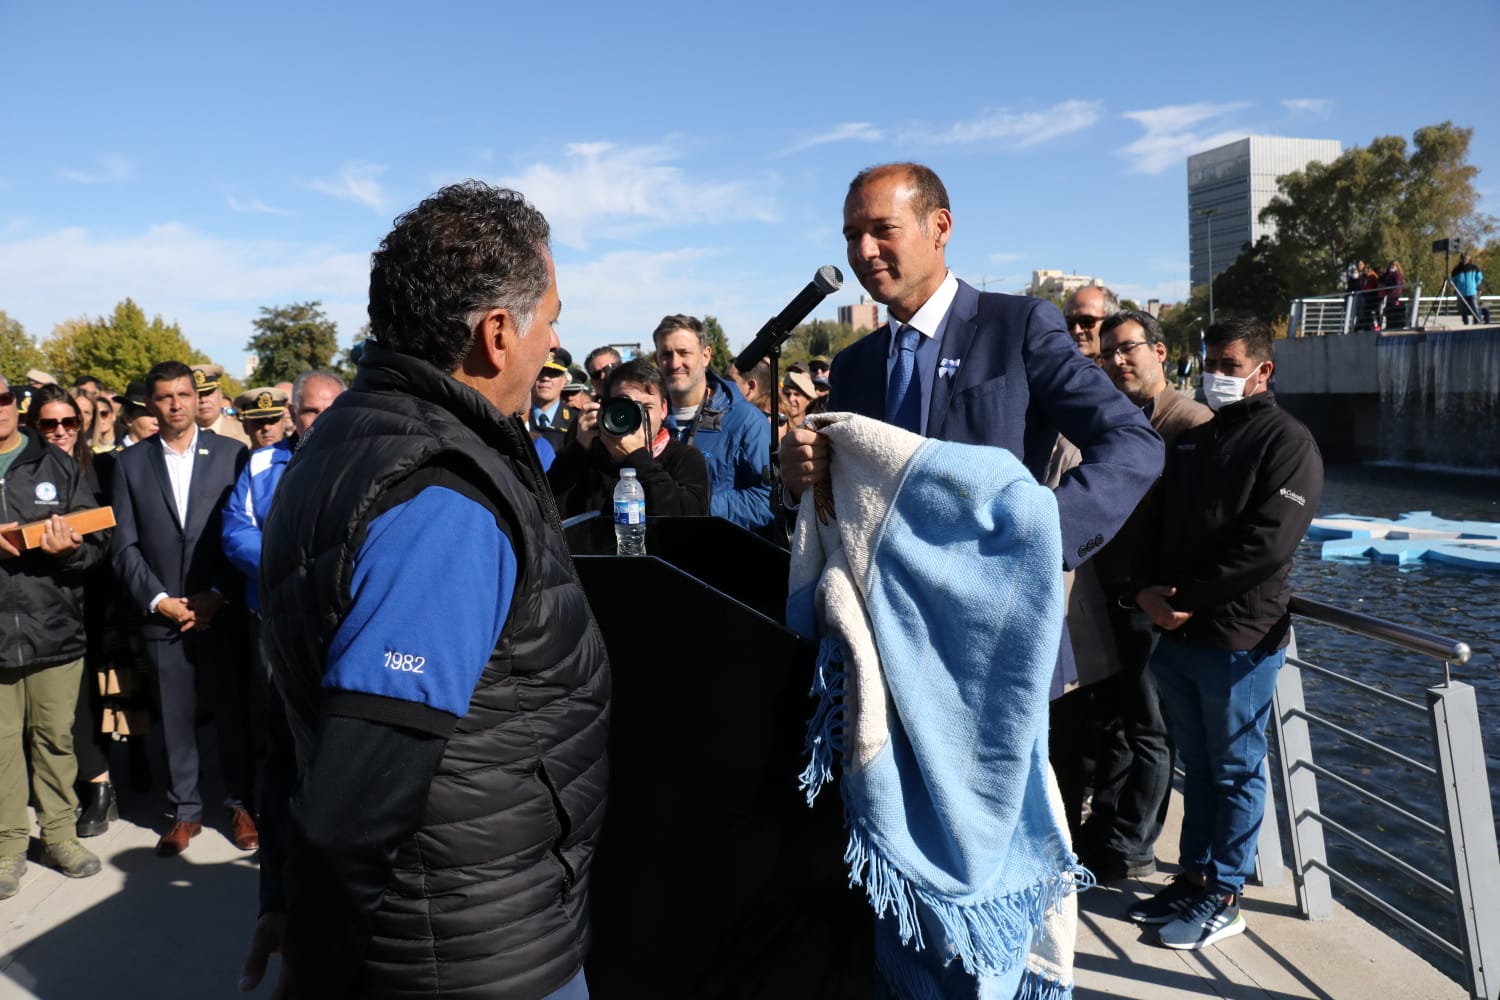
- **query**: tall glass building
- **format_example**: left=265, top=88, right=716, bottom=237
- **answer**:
left=1188, top=136, right=1341, bottom=289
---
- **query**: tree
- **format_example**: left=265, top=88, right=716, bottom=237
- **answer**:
left=332, top=323, right=370, bottom=383
left=1212, top=236, right=1295, bottom=323
left=1256, top=122, right=1494, bottom=300
left=1159, top=285, right=1211, bottom=357
left=0, top=311, right=47, bottom=381
left=246, top=301, right=339, bottom=385
left=781, top=320, right=859, bottom=367
left=40, top=299, right=217, bottom=393
left=703, top=315, right=733, bottom=374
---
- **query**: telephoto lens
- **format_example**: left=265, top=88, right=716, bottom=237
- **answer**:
left=599, top=396, right=646, bottom=437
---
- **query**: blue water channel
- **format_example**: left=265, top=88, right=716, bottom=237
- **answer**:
left=1269, top=463, right=1498, bottom=982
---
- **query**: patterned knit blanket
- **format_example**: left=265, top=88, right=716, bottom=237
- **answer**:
left=787, top=413, right=1085, bottom=998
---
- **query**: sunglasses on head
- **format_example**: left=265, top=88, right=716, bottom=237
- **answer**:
left=1064, top=314, right=1102, bottom=331
left=37, top=416, right=80, bottom=432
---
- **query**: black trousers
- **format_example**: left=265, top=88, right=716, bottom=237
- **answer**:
left=143, top=624, right=252, bottom=823
left=1049, top=604, right=1172, bottom=864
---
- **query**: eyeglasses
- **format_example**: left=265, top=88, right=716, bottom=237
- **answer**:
left=0, top=392, right=14, bottom=408
left=589, top=362, right=618, bottom=381
left=1103, top=341, right=1149, bottom=361
left=37, top=417, right=81, bottom=432
left=1065, top=314, right=1103, bottom=331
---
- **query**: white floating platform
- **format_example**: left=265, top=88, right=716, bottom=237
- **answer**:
left=1308, top=511, right=1500, bottom=570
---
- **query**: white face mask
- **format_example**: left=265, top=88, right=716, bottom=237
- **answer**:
left=1202, top=370, right=1251, bottom=412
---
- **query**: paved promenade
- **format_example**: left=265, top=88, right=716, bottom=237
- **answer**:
left=0, top=790, right=1467, bottom=999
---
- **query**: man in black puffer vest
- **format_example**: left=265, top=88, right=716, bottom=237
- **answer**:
left=242, top=182, right=609, bottom=999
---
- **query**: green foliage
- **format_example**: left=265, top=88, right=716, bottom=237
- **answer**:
left=1119, top=298, right=1141, bottom=312
left=1252, top=122, right=1494, bottom=303
left=40, top=299, right=215, bottom=393
left=702, top=315, right=733, bottom=374
left=780, top=320, right=860, bottom=366
left=247, top=301, right=340, bottom=385
left=332, top=324, right=370, bottom=383
left=0, top=311, right=48, bottom=382
left=1211, top=236, right=1294, bottom=324
left=1159, top=286, right=1211, bottom=356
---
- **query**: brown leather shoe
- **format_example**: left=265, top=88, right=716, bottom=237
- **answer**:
left=230, top=807, right=259, bottom=852
left=156, top=820, right=203, bottom=857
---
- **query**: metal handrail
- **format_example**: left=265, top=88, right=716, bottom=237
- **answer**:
left=1288, top=708, right=1438, bottom=776
left=1287, top=655, right=1427, bottom=713
left=1288, top=595, right=1471, bottom=668
left=1296, top=759, right=1446, bottom=837
left=1277, top=599, right=1497, bottom=998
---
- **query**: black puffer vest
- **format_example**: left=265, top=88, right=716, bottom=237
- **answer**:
left=261, top=342, right=610, bottom=998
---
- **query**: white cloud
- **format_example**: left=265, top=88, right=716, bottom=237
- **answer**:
left=227, top=196, right=297, bottom=217
left=1282, top=97, right=1333, bottom=117
left=778, top=122, right=885, bottom=156
left=61, top=154, right=131, bottom=184
left=1118, top=101, right=1253, bottom=175
left=307, top=163, right=389, bottom=212
left=0, top=223, right=371, bottom=364
left=915, top=100, right=1103, bottom=148
left=496, top=143, right=778, bottom=250
left=988, top=252, right=1025, bottom=265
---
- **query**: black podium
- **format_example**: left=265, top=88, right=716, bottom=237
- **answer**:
left=565, top=514, right=871, bottom=998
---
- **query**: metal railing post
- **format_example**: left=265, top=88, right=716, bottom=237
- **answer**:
left=1254, top=751, right=1286, bottom=886
left=1288, top=299, right=1303, bottom=338
left=1427, top=680, right=1500, bottom=1000
left=1411, top=282, right=1424, bottom=328
left=1273, top=630, right=1333, bottom=919
left=1341, top=294, right=1355, bottom=335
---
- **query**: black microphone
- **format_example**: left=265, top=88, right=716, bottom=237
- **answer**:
left=733, top=265, right=844, bottom=373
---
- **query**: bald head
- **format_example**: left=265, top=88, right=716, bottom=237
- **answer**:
left=1063, top=285, right=1119, bottom=361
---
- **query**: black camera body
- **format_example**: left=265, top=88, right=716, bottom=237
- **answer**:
left=599, top=395, right=649, bottom=437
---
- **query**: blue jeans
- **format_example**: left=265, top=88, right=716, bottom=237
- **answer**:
left=1150, top=639, right=1284, bottom=897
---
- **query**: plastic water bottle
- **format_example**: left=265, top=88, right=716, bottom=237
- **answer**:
left=613, top=468, right=646, bottom=555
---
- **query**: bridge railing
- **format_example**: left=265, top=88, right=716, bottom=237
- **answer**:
left=1266, top=595, right=1498, bottom=1000
left=1288, top=285, right=1500, bottom=336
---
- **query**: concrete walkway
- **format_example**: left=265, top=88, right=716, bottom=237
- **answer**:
left=0, top=792, right=1468, bottom=999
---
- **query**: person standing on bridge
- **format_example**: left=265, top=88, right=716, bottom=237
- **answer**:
left=1128, top=317, right=1323, bottom=950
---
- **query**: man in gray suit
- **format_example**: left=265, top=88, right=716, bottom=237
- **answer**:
left=112, top=360, right=254, bottom=857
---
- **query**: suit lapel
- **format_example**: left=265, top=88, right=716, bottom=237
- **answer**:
left=145, top=435, right=183, bottom=531
left=184, top=435, right=216, bottom=540
left=845, top=326, right=893, bottom=419
left=927, top=280, right=983, bottom=438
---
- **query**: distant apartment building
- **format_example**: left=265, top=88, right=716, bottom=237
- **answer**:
left=1027, top=269, right=1103, bottom=300
left=838, top=297, right=881, bottom=334
left=1187, top=136, right=1341, bottom=289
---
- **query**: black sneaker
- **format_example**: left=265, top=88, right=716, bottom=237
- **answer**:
left=1158, top=892, right=1245, bottom=950
left=1127, top=874, right=1204, bottom=924
left=1083, top=850, right=1157, bottom=884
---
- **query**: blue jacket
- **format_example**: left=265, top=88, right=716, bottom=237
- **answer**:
left=670, top=370, right=772, bottom=530
left=222, top=437, right=293, bottom=612
left=1452, top=261, right=1483, bottom=297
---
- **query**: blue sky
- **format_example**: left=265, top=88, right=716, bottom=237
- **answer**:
left=2, top=0, right=1495, bottom=375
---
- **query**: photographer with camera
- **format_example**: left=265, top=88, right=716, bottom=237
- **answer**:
left=547, top=358, right=710, bottom=519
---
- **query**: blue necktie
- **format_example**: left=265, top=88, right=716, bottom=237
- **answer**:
left=885, top=324, right=922, bottom=433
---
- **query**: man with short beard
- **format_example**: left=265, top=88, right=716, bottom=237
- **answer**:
left=1070, top=311, right=1211, bottom=882
left=654, top=314, right=772, bottom=530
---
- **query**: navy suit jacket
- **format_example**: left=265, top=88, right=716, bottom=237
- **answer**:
left=829, top=282, right=1163, bottom=688
left=111, top=430, right=249, bottom=641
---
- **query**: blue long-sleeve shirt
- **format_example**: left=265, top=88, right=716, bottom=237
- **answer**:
left=222, top=438, right=293, bottom=612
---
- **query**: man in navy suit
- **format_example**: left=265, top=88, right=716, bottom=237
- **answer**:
left=782, top=161, right=1161, bottom=643
left=780, top=159, right=1165, bottom=991
left=112, top=360, right=256, bottom=857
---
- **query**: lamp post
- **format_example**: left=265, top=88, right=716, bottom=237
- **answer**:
left=1200, top=208, right=1216, bottom=326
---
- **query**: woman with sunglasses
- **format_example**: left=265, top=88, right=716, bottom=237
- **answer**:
left=90, top=396, right=117, bottom=453
left=25, top=385, right=122, bottom=839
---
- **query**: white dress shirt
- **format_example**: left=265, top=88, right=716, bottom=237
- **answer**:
left=884, top=270, right=959, bottom=436
left=148, top=427, right=200, bottom=613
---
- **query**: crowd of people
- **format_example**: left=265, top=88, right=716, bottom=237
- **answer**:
left=4, top=164, right=1326, bottom=998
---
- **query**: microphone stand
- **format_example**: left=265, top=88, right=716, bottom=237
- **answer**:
left=765, top=341, right=784, bottom=524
